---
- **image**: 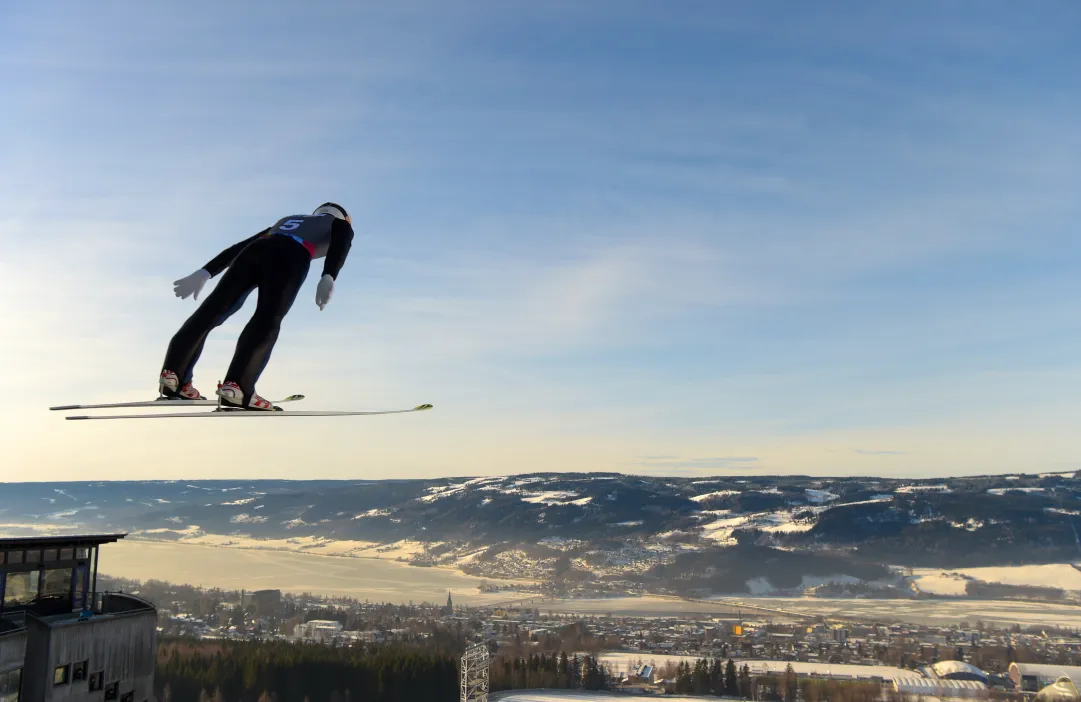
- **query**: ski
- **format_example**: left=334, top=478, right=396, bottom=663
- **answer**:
left=50, top=395, right=305, bottom=411
left=64, top=404, right=433, bottom=420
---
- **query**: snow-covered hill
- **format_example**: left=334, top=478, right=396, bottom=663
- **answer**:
left=1, top=471, right=1078, bottom=597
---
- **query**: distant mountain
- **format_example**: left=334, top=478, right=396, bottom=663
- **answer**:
left=2, top=472, right=1078, bottom=597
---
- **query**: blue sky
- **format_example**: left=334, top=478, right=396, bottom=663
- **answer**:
left=1, top=1, right=1079, bottom=481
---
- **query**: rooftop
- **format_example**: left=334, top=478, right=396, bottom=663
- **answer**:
left=2, top=592, right=154, bottom=632
left=1013, top=663, right=1081, bottom=679
left=0, top=533, right=126, bottom=550
left=931, top=660, right=989, bottom=679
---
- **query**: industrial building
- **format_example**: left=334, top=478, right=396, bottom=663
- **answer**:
left=1011, top=664, right=1081, bottom=695
left=0, top=534, right=156, bottom=702
left=927, top=660, right=991, bottom=684
left=241, top=589, right=281, bottom=618
left=294, top=620, right=343, bottom=643
left=892, top=677, right=989, bottom=699
left=1034, top=677, right=1081, bottom=702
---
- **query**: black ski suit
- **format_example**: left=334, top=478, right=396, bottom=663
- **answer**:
left=162, top=214, right=354, bottom=399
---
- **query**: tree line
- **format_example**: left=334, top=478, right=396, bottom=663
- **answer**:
left=155, top=639, right=618, bottom=702
left=668, top=657, right=883, bottom=702
left=489, top=651, right=609, bottom=692
left=155, top=640, right=458, bottom=702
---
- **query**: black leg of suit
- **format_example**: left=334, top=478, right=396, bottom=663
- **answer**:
left=163, top=235, right=310, bottom=398
left=163, top=256, right=258, bottom=387
left=223, top=236, right=310, bottom=399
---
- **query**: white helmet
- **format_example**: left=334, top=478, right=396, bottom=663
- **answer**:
left=313, top=202, right=349, bottom=220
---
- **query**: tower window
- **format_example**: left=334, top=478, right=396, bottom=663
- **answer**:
left=3, top=572, right=40, bottom=607
left=0, top=668, right=22, bottom=702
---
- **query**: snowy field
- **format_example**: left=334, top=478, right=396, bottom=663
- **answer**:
left=910, top=564, right=1081, bottom=595
left=910, top=571, right=969, bottom=596
left=699, top=510, right=813, bottom=544
left=597, top=651, right=702, bottom=675
left=540, top=595, right=1081, bottom=628
left=493, top=692, right=708, bottom=701
left=958, top=564, right=1081, bottom=590
left=731, top=597, right=1081, bottom=628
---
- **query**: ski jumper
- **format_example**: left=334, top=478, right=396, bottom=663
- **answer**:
left=162, top=214, right=354, bottom=399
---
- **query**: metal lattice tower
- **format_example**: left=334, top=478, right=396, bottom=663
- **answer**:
left=461, top=643, right=490, bottom=702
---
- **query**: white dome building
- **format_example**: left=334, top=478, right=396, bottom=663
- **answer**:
left=931, top=660, right=990, bottom=684
left=893, top=677, right=989, bottom=699
left=1035, top=677, right=1081, bottom=702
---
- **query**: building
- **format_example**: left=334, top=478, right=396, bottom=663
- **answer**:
left=893, top=677, right=989, bottom=699
left=294, top=620, right=343, bottom=643
left=0, top=534, right=156, bottom=702
left=929, top=660, right=990, bottom=684
left=737, top=660, right=909, bottom=683
left=241, top=590, right=281, bottom=617
left=1011, top=664, right=1081, bottom=694
left=629, top=664, right=655, bottom=684
left=1035, top=677, right=1081, bottom=702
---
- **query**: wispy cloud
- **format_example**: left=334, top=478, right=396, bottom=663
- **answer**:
left=851, top=448, right=909, bottom=457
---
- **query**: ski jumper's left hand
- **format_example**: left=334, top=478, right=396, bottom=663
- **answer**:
left=315, top=274, right=334, bottom=311
left=314, top=217, right=353, bottom=311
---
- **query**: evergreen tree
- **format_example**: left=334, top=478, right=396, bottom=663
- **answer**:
left=709, top=658, right=722, bottom=695
left=675, top=661, right=692, bottom=695
left=693, top=658, right=710, bottom=695
left=581, top=656, right=607, bottom=691
left=569, top=655, right=581, bottom=688
left=725, top=658, right=738, bottom=697
left=784, top=663, right=798, bottom=702
left=738, top=663, right=752, bottom=699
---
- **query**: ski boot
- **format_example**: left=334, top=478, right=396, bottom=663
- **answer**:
left=159, top=370, right=205, bottom=400
left=216, top=381, right=280, bottom=411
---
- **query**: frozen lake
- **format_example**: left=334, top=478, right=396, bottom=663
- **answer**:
left=99, top=539, right=517, bottom=605
left=98, top=540, right=1081, bottom=627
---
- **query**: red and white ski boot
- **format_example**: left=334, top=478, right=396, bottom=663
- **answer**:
left=216, top=381, right=279, bottom=411
left=159, top=370, right=205, bottom=400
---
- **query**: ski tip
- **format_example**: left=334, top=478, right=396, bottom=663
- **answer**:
left=282, top=394, right=305, bottom=402
left=65, top=416, right=90, bottom=421
left=413, top=404, right=433, bottom=411
left=49, top=405, right=80, bottom=411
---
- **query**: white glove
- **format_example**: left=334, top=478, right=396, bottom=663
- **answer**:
left=174, top=269, right=211, bottom=300
left=315, top=274, right=335, bottom=311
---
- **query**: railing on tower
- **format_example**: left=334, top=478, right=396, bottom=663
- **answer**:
left=460, top=642, right=489, bottom=702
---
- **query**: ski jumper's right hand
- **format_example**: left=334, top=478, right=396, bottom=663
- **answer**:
left=174, top=269, right=211, bottom=300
